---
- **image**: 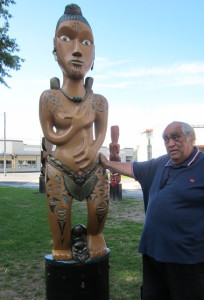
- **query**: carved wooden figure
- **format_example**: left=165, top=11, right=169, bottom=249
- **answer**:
left=109, top=126, right=121, bottom=187
left=39, top=4, right=109, bottom=261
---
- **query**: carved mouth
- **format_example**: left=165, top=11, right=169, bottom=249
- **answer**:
left=70, top=60, right=84, bottom=66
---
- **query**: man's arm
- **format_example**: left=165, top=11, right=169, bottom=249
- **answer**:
left=99, top=153, right=133, bottom=178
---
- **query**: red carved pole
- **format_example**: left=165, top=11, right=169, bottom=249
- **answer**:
left=109, top=126, right=121, bottom=187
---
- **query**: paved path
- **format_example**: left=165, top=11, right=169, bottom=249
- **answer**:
left=0, top=172, right=40, bottom=189
left=0, top=172, right=143, bottom=198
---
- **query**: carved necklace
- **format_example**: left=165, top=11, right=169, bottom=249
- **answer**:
left=60, top=88, right=89, bottom=103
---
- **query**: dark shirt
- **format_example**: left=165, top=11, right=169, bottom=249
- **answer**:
left=132, top=147, right=204, bottom=263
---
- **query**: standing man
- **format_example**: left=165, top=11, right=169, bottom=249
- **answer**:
left=100, top=121, right=204, bottom=300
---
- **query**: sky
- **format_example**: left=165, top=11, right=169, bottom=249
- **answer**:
left=1, top=0, right=204, bottom=149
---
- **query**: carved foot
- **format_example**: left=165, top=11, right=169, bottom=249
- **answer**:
left=52, top=249, right=72, bottom=261
left=88, top=233, right=107, bottom=258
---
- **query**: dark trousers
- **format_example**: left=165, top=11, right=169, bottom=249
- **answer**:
left=141, top=255, right=204, bottom=300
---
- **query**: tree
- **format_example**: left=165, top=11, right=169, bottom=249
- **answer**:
left=0, top=0, right=24, bottom=87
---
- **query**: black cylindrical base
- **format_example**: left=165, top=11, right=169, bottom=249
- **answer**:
left=39, top=174, right=46, bottom=193
left=45, top=249, right=110, bottom=300
left=110, top=183, right=122, bottom=201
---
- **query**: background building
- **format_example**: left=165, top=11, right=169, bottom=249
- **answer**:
left=98, top=146, right=135, bottom=163
left=0, top=141, right=135, bottom=173
left=1, top=125, right=203, bottom=172
left=0, top=140, right=41, bottom=173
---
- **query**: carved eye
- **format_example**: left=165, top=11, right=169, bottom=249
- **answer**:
left=60, top=35, right=70, bottom=42
left=82, top=39, right=91, bottom=46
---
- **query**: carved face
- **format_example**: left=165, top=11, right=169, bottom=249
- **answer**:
left=54, top=20, right=95, bottom=80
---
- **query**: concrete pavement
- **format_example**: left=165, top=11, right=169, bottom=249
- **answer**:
left=0, top=172, right=143, bottom=198
left=0, top=172, right=40, bottom=189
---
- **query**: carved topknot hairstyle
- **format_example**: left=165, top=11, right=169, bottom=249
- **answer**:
left=56, top=3, right=91, bottom=30
left=64, top=3, right=81, bottom=15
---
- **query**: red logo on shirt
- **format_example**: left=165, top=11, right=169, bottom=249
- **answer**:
left=189, top=179, right=195, bottom=182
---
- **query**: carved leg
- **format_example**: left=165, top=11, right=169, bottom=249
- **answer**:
left=86, top=165, right=109, bottom=258
left=46, top=163, right=73, bottom=260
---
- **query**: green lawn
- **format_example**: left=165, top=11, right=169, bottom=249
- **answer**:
left=0, top=186, right=144, bottom=300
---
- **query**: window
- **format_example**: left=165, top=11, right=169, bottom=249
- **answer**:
left=18, top=160, right=36, bottom=168
left=126, top=156, right=133, bottom=162
left=0, top=160, right=12, bottom=168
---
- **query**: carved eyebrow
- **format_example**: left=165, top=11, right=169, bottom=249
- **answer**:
left=57, top=26, right=75, bottom=37
left=57, top=24, right=93, bottom=39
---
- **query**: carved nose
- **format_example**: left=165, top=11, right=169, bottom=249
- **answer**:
left=73, top=51, right=82, bottom=57
left=72, top=40, right=82, bottom=57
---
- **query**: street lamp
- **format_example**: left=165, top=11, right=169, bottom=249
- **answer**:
left=145, top=129, right=153, bottom=160
left=0, top=112, right=7, bottom=176
left=4, top=112, right=6, bottom=176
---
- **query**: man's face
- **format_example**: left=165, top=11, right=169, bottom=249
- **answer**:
left=55, top=20, right=94, bottom=79
left=163, top=124, right=194, bottom=165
